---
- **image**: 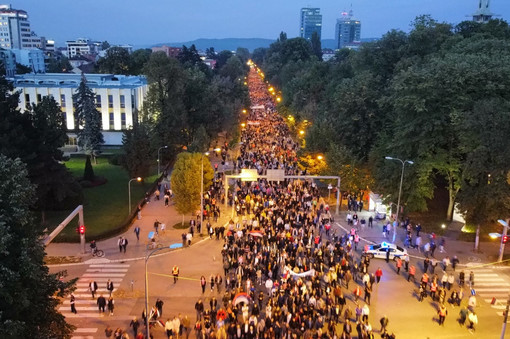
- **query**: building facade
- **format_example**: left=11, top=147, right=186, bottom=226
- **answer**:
left=472, top=0, right=494, bottom=23
left=151, top=45, right=182, bottom=58
left=335, top=10, right=361, bottom=50
left=0, top=4, right=40, bottom=49
left=12, top=73, right=148, bottom=145
left=65, top=38, right=101, bottom=58
left=300, top=8, right=322, bottom=40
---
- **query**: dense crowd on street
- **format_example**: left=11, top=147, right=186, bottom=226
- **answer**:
left=95, top=66, right=480, bottom=339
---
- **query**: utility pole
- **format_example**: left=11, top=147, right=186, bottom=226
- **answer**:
left=501, top=295, right=510, bottom=339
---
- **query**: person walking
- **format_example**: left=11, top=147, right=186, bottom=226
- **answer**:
left=70, top=294, right=77, bottom=314
left=200, top=275, right=206, bottom=293
left=438, top=304, right=447, bottom=326
left=396, top=257, right=402, bottom=275
left=118, top=237, right=123, bottom=253
left=130, top=317, right=140, bottom=337
left=107, top=279, right=114, bottom=297
left=97, top=294, right=106, bottom=315
left=364, top=283, right=372, bottom=305
left=408, top=265, right=416, bottom=282
left=172, top=265, right=179, bottom=284
left=105, top=326, right=113, bottom=338
left=107, top=296, right=114, bottom=316
left=380, top=315, right=389, bottom=333
left=156, top=298, right=164, bottom=317
left=375, top=268, right=383, bottom=283
left=423, top=257, right=430, bottom=273
left=89, top=280, right=98, bottom=299
left=134, top=226, right=140, bottom=241
left=195, top=299, right=204, bottom=321
left=122, top=237, right=128, bottom=253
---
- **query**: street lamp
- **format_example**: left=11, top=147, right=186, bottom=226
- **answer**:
left=385, top=156, right=414, bottom=243
left=145, top=245, right=172, bottom=339
left=328, top=184, right=333, bottom=202
left=157, top=146, right=168, bottom=176
left=128, top=177, right=142, bottom=214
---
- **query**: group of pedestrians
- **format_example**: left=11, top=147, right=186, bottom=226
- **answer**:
left=160, top=64, right=399, bottom=339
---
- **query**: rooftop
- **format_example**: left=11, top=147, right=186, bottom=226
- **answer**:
left=10, top=73, right=147, bottom=89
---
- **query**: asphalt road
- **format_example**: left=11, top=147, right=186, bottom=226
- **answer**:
left=51, top=225, right=510, bottom=339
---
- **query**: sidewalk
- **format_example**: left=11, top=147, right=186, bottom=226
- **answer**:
left=45, top=174, right=234, bottom=265
left=331, top=208, right=503, bottom=267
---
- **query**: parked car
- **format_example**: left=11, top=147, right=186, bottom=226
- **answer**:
left=363, top=242, right=408, bottom=260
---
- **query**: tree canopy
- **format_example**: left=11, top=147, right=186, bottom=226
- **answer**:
left=258, top=17, right=510, bottom=225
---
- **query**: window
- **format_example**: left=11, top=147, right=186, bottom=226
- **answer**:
left=95, top=95, right=101, bottom=108
left=67, top=136, right=77, bottom=146
left=37, top=94, right=42, bottom=103
left=131, top=94, right=135, bottom=108
left=60, top=94, right=65, bottom=107
left=108, top=95, right=113, bottom=108
left=24, top=93, right=30, bottom=109
left=109, top=112, right=114, bottom=130
left=121, top=113, right=126, bottom=130
left=120, top=95, right=125, bottom=108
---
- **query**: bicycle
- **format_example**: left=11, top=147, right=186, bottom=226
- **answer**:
left=91, top=247, right=105, bottom=257
left=147, top=240, right=163, bottom=250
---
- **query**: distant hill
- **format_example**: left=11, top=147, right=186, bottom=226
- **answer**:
left=147, top=37, right=380, bottom=53
left=151, top=38, right=275, bottom=52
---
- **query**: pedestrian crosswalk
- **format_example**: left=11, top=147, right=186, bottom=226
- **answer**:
left=60, top=263, right=130, bottom=338
left=466, top=266, right=510, bottom=318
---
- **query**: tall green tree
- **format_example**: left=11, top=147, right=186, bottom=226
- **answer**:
left=0, top=155, right=76, bottom=338
left=456, top=98, right=510, bottom=227
left=29, top=96, right=83, bottom=218
left=170, top=152, right=214, bottom=222
left=97, top=47, right=131, bottom=74
left=73, top=73, right=104, bottom=160
left=130, top=48, right=152, bottom=75
left=310, top=31, right=322, bottom=60
left=122, top=122, right=152, bottom=178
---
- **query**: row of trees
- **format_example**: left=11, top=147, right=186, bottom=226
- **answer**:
left=122, top=45, right=249, bottom=178
left=256, top=17, right=510, bottom=227
left=0, top=69, right=77, bottom=336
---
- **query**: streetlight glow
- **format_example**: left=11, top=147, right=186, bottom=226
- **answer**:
left=385, top=156, right=414, bottom=242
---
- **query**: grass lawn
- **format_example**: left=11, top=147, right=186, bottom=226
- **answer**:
left=45, top=156, right=159, bottom=242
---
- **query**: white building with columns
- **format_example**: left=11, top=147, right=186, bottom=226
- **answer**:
left=12, top=73, right=148, bottom=145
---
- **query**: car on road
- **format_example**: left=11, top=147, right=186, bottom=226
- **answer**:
left=363, top=242, right=408, bottom=260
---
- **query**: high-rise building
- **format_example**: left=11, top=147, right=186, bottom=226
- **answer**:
left=472, top=0, right=494, bottom=23
left=300, top=8, right=322, bottom=40
left=0, top=4, right=40, bottom=49
left=335, top=10, right=361, bottom=50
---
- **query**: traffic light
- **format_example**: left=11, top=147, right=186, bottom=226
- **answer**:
left=79, top=225, right=85, bottom=235
left=503, top=235, right=508, bottom=244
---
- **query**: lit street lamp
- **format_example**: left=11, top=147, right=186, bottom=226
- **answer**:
left=157, top=146, right=168, bottom=176
left=385, top=156, right=414, bottom=243
left=128, top=177, right=142, bottom=214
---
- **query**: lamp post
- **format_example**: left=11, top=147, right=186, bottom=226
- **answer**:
left=498, top=219, right=509, bottom=262
left=128, top=177, right=142, bottom=214
left=200, top=152, right=210, bottom=234
left=385, top=156, right=414, bottom=243
left=145, top=245, right=171, bottom=339
left=328, top=184, right=333, bottom=202
left=157, top=146, right=168, bottom=177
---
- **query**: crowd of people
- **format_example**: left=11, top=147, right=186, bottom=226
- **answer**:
left=178, top=66, right=394, bottom=339
left=99, top=65, right=480, bottom=339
